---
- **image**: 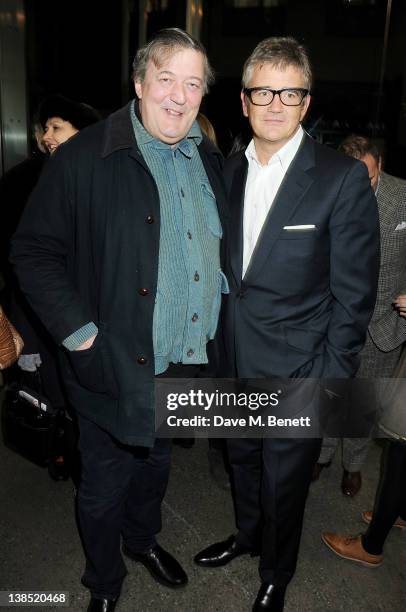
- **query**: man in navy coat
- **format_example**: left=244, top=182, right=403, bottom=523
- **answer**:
left=194, top=37, right=380, bottom=611
left=11, top=29, right=227, bottom=612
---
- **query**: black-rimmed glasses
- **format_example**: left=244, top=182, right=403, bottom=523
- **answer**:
left=243, top=87, right=309, bottom=106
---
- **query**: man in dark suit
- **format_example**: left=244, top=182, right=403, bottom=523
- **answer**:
left=194, top=37, right=380, bottom=611
left=315, top=135, right=406, bottom=497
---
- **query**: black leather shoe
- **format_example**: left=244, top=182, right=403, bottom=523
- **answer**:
left=194, top=534, right=252, bottom=567
left=87, top=597, right=118, bottom=612
left=341, top=470, right=362, bottom=497
left=252, top=583, right=286, bottom=611
left=122, top=543, right=187, bottom=588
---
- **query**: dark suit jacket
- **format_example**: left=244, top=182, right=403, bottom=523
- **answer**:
left=221, top=134, right=380, bottom=379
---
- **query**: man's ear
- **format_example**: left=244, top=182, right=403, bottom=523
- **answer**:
left=134, top=79, right=142, bottom=99
left=241, top=91, right=249, bottom=118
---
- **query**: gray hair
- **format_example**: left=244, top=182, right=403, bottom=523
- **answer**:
left=132, top=28, right=214, bottom=94
left=242, top=36, right=313, bottom=90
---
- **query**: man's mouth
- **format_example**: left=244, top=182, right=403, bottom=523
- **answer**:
left=163, top=108, right=183, bottom=117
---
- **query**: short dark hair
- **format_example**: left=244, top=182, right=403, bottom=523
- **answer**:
left=339, top=134, right=381, bottom=163
left=39, top=95, right=100, bottom=130
left=132, top=28, right=214, bottom=94
left=242, top=36, right=312, bottom=90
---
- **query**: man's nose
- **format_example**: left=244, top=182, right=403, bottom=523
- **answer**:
left=267, top=93, right=284, bottom=111
left=170, top=81, right=186, bottom=105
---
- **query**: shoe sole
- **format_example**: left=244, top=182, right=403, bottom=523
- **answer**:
left=362, top=513, right=406, bottom=531
left=122, top=549, right=187, bottom=589
left=321, top=535, right=383, bottom=568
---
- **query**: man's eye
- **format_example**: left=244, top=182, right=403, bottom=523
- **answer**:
left=187, top=82, right=200, bottom=90
left=160, top=77, right=172, bottom=84
left=258, top=90, right=270, bottom=97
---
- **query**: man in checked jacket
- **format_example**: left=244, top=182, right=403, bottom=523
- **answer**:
left=315, top=134, right=406, bottom=497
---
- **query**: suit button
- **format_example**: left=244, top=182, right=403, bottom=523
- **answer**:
left=145, top=215, right=154, bottom=224
left=237, top=290, right=245, bottom=298
left=137, top=356, right=147, bottom=365
left=194, top=272, right=200, bottom=282
left=191, top=313, right=199, bottom=322
left=138, top=288, right=148, bottom=296
left=187, top=349, right=194, bottom=357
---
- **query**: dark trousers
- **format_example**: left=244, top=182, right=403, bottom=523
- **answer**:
left=362, top=440, right=406, bottom=555
left=77, top=415, right=172, bottom=599
left=76, top=362, right=200, bottom=599
left=228, top=437, right=321, bottom=586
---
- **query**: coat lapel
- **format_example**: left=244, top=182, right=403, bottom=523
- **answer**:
left=243, top=135, right=316, bottom=284
left=228, top=155, right=248, bottom=285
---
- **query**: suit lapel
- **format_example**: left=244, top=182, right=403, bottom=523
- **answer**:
left=228, top=155, right=248, bottom=285
left=243, top=135, right=316, bottom=284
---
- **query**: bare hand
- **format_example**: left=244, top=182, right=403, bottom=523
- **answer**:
left=76, top=334, right=97, bottom=350
left=393, top=294, right=406, bottom=317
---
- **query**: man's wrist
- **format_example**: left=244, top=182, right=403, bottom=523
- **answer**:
left=62, top=322, right=99, bottom=351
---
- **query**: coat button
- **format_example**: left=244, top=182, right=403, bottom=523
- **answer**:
left=186, top=349, right=194, bottom=357
left=237, top=290, right=245, bottom=298
left=194, top=272, right=200, bottom=282
left=137, top=356, right=147, bottom=365
left=191, top=313, right=199, bottom=322
left=187, top=230, right=192, bottom=239
left=138, top=288, right=149, bottom=296
left=145, top=215, right=154, bottom=224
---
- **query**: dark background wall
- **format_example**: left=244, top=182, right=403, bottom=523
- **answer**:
left=23, top=0, right=406, bottom=176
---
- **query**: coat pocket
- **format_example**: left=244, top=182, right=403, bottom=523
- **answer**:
left=67, top=324, right=117, bottom=396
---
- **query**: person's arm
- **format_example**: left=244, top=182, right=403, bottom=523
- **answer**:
left=320, top=160, right=380, bottom=378
left=10, top=148, right=96, bottom=348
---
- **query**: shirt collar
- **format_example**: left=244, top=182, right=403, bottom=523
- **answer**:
left=245, top=125, right=304, bottom=170
left=131, top=100, right=202, bottom=157
left=375, top=175, right=381, bottom=196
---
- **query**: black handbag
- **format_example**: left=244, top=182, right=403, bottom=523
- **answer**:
left=1, top=371, right=62, bottom=466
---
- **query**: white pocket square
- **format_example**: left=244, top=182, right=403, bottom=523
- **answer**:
left=283, top=224, right=316, bottom=230
left=395, top=222, right=406, bottom=231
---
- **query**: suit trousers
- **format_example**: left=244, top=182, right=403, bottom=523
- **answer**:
left=228, top=437, right=322, bottom=586
left=362, top=440, right=406, bottom=555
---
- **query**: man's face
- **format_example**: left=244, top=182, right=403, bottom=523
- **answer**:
left=241, top=63, right=310, bottom=157
left=134, top=49, right=205, bottom=146
left=360, top=153, right=381, bottom=192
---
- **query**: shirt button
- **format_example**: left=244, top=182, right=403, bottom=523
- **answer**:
left=194, top=272, right=200, bottom=282
left=191, top=313, right=199, bottom=322
left=187, top=230, right=192, bottom=239
left=187, top=349, right=194, bottom=357
left=145, top=215, right=154, bottom=224
left=137, top=356, right=147, bottom=365
left=138, top=288, right=148, bottom=296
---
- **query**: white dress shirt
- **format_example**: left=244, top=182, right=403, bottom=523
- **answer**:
left=242, top=126, right=304, bottom=277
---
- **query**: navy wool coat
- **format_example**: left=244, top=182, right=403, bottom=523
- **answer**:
left=11, top=101, right=228, bottom=447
